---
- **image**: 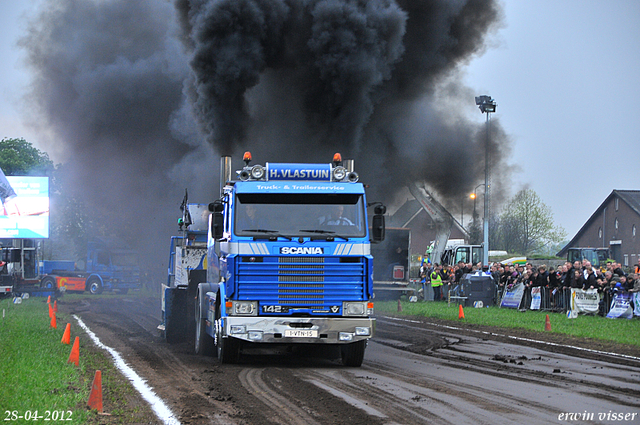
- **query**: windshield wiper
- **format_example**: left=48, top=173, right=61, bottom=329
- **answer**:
left=298, top=230, right=349, bottom=241
left=241, top=229, right=292, bottom=241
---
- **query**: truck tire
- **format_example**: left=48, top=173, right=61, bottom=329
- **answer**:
left=87, top=277, right=103, bottom=295
left=194, top=295, right=214, bottom=356
left=215, top=304, right=240, bottom=363
left=41, top=276, right=56, bottom=289
left=340, top=340, right=366, bottom=367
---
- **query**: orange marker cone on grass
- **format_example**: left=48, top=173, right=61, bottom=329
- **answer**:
left=544, top=314, right=552, bottom=331
left=68, top=336, right=80, bottom=366
left=61, top=323, right=71, bottom=344
left=48, top=303, right=53, bottom=318
left=87, top=370, right=103, bottom=413
left=458, top=304, right=465, bottom=319
left=53, top=300, right=58, bottom=313
left=50, top=311, right=57, bottom=329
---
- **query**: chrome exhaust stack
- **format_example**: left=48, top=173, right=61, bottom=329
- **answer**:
left=220, top=156, right=232, bottom=196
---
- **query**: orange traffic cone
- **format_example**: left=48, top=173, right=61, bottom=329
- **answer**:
left=53, top=300, right=58, bottom=313
left=68, top=336, right=80, bottom=366
left=458, top=304, right=465, bottom=319
left=48, top=303, right=53, bottom=318
left=87, top=370, right=103, bottom=413
left=397, top=298, right=402, bottom=312
left=544, top=314, right=551, bottom=331
left=47, top=295, right=51, bottom=304
left=61, top=323, right=71, bottom=344
left=50, top=311, right=57, bottom=329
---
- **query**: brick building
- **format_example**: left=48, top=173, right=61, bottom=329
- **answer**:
left=557, top=190, right=640, bottom=267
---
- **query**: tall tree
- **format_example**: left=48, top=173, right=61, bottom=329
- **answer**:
left=496, top=189, right=566, bottom=256
left=0, top=138, right=53, bottom=175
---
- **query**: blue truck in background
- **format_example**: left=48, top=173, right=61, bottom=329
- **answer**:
left=161, top=153, right=385, bottom=366
left=0, top=237, right=141, bottom=297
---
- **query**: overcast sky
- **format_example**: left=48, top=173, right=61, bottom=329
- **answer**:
left=1, top=0, right=639, bottom=239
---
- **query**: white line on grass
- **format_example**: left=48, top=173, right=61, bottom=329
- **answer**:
left=74, top=314, right=181, bottom=425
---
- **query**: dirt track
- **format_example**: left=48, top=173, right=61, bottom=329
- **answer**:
left=60, top=294, right=640, bottom=425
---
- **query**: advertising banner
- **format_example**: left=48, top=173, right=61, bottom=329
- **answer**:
left=530, top=287, right=541, bottom=310
left=570, top=288, right=600, bottom=315
left=606, top=291, right=633, bottom=319
left=0, top=176, right=49, bottom=238
left=635, top=293, right=640, bottom=317
left=500, top=283, right=524, bottom=309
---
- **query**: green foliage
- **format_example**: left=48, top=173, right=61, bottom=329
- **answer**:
left=467, top=220, right=482, bottom=245
left=0, top=138, right=53, bottom=176
left=490, top=189, right=566, bottom=256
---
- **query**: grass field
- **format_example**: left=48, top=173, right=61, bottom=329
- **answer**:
left=0, top=295, right=154, bottom=424
left=375, top=300, right=640, bottom=348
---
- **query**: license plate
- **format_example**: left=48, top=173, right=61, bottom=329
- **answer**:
left=284, top=329, right=318, bottom=338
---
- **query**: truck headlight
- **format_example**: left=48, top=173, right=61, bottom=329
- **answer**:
left=250, top=165, right=265, bottom=179
left=332, top=166, right=346, bottom=181
left=231, top=301, right=258, bottom=316
left=343, top=301, right=367, bottom=316
left=355, top=327, right=371, bottom=336
left=339, top=332, right=354, bottom=341
left=248, top=331, right=263, bottom=340
left=230, top=325, right=246, bottom=334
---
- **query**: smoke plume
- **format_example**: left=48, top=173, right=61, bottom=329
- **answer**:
left=177, top=0, right=512, bottom=204
left=20, top=0, right=511, bottom=278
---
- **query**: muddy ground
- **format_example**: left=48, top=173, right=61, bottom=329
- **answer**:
left=58, top=294, right=640, bottom=425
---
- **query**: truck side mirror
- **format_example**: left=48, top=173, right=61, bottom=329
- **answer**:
left=209, top=200, right=224, bottom=240
left=371, top=204, right=386, bottom=243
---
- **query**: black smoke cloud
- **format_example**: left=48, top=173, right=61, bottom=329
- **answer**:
left=177, top=0, right=407, bottom=152
left=177, top=0, right=512, bottom=205
left=19, top=0, right=204, bottom=278
left=20, top=0, right=511, bottom=275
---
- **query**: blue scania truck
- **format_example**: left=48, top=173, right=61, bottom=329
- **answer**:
left=161, top=153, right=385, bottom=366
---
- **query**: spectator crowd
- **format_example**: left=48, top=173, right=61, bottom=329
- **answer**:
left=419, top=257, right=640, bottom=316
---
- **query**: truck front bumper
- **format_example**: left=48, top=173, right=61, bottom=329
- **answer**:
left=219, top=316, right=375, bottom=344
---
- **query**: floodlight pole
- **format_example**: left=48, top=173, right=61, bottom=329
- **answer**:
left=483, top=111, right=490, bottom=270
left=475, top=95, right=496, bottom=270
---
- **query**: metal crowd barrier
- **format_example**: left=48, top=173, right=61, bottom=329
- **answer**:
left=515, top=286, right=616, bottom=316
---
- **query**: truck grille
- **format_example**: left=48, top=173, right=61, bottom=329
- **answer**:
left=237, top=256, right=366, bottom=311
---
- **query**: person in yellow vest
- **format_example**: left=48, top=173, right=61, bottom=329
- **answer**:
left=430, top=264, right=443, bottom=301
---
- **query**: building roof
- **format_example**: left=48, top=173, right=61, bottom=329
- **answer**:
left=557, top=190, right=640, bottom=257
left=616, top=190, right=640, bottom=217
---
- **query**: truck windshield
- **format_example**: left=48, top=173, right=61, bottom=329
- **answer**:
left=234, top=193, right=366, bottom=238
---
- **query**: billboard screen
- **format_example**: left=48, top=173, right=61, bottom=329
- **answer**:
left=0, top=176, right=49, bottom=238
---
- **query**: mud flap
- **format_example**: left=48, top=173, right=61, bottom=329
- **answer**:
left=165, top=287, right=188, bottom=344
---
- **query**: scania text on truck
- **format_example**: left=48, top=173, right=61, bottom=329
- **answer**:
left=161, top=153, right=385, bottom=366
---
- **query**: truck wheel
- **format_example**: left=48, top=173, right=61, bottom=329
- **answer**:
left=215, top=306, right=240, bottom=363
left=87, top=277, right=103, bottom=295
left=194, top=296, right=214, bottom=356
left=340, top=340, right=366, bottom=367
left=41, top=276, right=56, bottom=289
